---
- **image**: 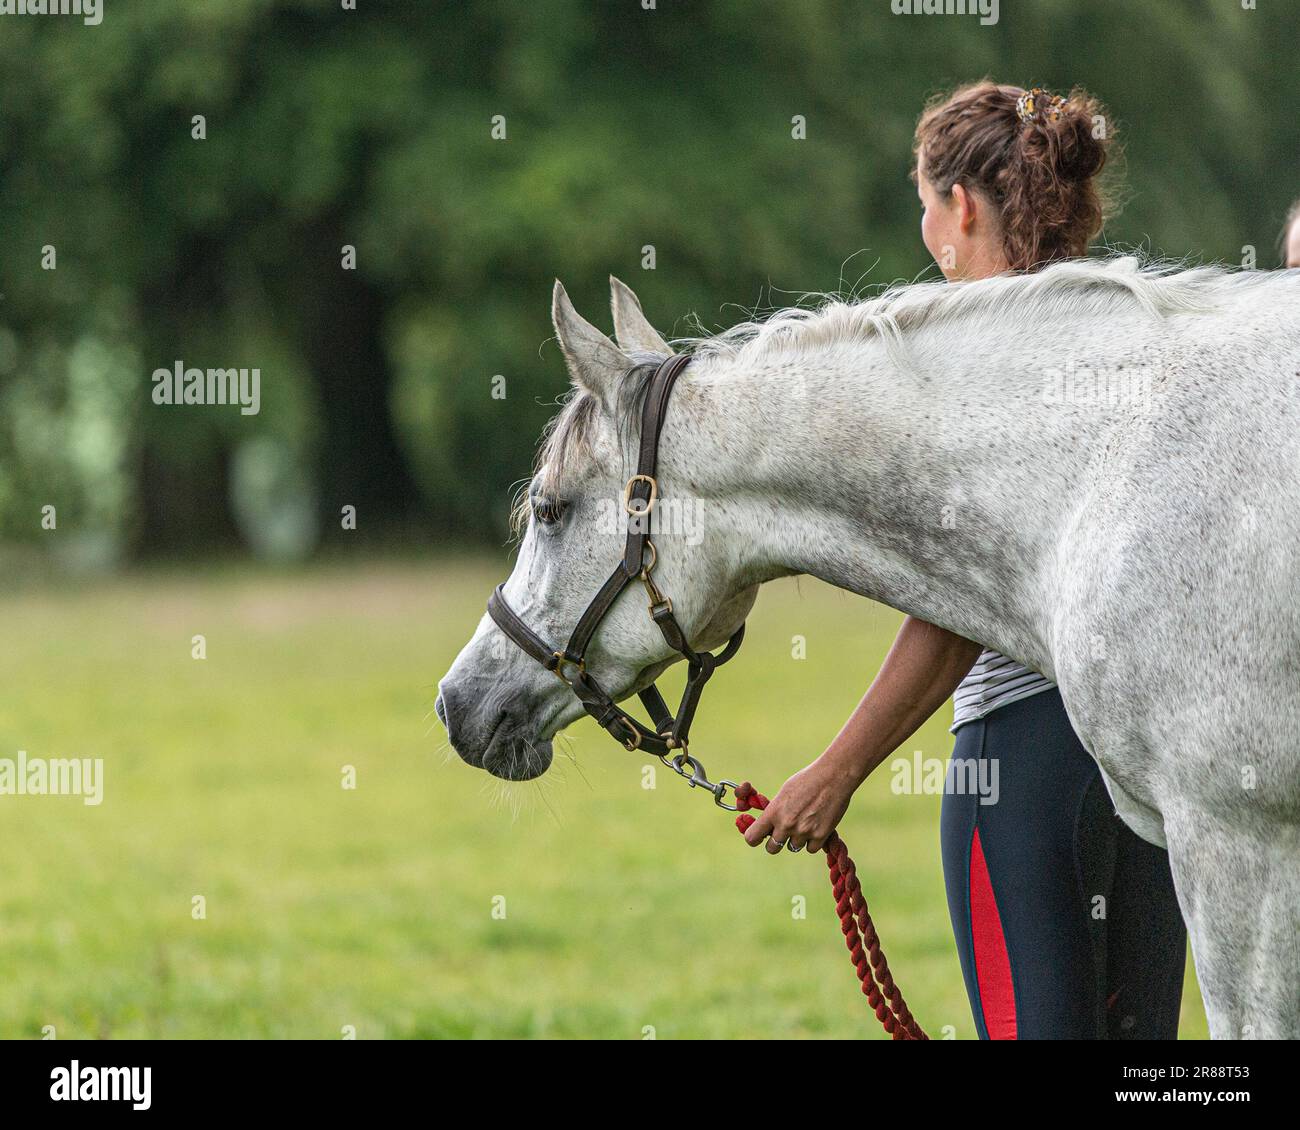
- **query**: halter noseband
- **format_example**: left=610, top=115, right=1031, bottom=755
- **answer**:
left=487, top=352, right=746, bottom=767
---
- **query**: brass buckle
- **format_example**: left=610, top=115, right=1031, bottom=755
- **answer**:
left=552, top=652, right=585, bottom=684
left=622, top=474, right=659, bottom=517
left=613, top=716, right=642, bottom=750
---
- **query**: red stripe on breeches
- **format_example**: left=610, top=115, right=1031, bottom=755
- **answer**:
left=969, top=827, right=1017, bottom=1040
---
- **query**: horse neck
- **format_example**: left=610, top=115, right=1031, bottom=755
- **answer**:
left=684, top=329, right=1106, bottom=675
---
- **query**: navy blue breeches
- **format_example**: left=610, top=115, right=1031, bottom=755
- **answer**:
left=940, top=689, right=1188, bottom=1039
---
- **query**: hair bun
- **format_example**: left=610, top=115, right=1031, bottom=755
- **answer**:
left=1017, top=86, right=1107, bottom=182
left=1051, top=101, right=1107, bottom=181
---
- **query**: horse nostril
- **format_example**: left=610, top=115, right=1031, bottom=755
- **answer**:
left=437, top=685, right=488, bottom=768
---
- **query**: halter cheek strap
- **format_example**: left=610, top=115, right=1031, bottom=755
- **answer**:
left=486, top=352, right=746, bottom=761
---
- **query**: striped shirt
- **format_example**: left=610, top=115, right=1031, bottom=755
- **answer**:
left=951, top=649, right=1055, bottom=732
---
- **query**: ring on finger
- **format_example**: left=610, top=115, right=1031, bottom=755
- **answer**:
left=786, top=840, right=804, bottom=853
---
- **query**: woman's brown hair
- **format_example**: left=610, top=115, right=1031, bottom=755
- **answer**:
left=913, top=81, right=1117, bottom=271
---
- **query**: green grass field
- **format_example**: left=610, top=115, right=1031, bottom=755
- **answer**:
left=0, top=560, right=1207, bottom=1039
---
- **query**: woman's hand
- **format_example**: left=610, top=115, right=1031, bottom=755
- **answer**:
left=742, top=758, right=858, bottom=855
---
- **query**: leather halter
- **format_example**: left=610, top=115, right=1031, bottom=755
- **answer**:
left=487, top=352, right=746, bottom=760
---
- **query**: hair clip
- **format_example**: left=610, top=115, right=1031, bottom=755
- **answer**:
left=1016, top=87, right=1067, bottom=124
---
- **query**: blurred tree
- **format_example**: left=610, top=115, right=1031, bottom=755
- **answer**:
left=0, top=0, right=1295, bottom=564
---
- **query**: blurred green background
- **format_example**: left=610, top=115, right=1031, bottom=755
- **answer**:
left=3, top=0, right=1289, bottom=1037
left=0, top=564, right=1209, bottom=1037
left=0, top=0, right=1296, bottom=568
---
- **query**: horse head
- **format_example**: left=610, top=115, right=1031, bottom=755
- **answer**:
left=437, top=278, right=758, bottom=780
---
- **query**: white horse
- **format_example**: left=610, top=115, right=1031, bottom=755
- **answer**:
left=439, top=258, right=1300, bottom=1039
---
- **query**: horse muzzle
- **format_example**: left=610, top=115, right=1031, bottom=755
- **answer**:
left=436, top=680, right=555, bottom=781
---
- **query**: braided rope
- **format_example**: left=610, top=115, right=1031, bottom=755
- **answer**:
left=733, top=781, right=928, bottom=1041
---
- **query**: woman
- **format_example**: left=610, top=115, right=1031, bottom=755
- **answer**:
left=743, top=82, right=1188, bottom=1039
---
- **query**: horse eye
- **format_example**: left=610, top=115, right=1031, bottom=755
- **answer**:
left=533, top=497, right=568, bottom=526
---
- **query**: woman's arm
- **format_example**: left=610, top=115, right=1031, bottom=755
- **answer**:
left=742, top=616, right=982, bottom=854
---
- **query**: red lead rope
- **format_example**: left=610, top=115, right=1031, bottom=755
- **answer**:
left=733, top=782, right=928, bottom=1040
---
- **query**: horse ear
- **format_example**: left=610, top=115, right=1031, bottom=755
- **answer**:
left=552, top=280, right=631, bottom=410
left=609, top=276, right=672, bottom=354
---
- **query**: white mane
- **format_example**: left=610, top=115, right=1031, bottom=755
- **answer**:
left=682, top=256, right=1292, bottom=368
